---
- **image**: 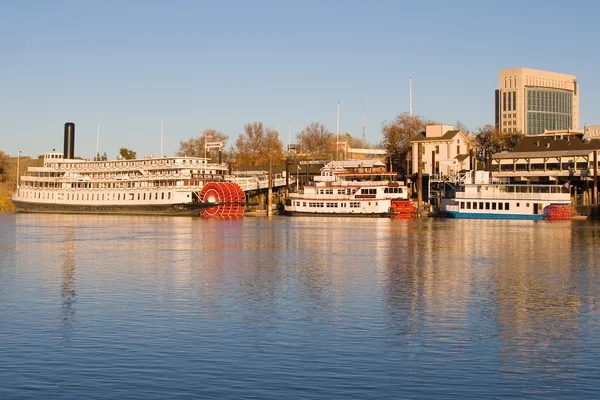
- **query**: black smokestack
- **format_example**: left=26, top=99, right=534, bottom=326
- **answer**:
left=64, top=122, right=75, bottom=159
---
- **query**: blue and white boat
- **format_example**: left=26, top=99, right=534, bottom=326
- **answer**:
left=440, top=171, right=572, bottom=220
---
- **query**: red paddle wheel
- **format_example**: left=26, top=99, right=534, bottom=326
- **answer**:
left=390, top=199, right=416, bottom=218
left=543, top=204, right=576, bottom=220
left=198, top=182, right=246, bottom=217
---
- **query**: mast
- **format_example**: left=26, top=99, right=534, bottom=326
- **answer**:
left=160, top=117, right=164, bottom=158
left=288, top=120, right=291, bottom=152
left=336, top=101, right=340, bottom=161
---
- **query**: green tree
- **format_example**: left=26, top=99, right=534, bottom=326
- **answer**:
left=382, top=112, right=435, bottom=174
left=119, top=148, right=137, bottom=160
left=234, top=122, right=284, bottom=166
left=177, top=129, right=229, bottom=162
left=94, top=152, right=108, bottom=161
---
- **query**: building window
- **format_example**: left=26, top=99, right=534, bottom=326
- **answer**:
left=513, top=92, right=517, bottom=111
left=435, top=145, right=439, bottom=154
left=503, top=92, right=507, bottom=112
left=508, top=91, right=512, bottom=111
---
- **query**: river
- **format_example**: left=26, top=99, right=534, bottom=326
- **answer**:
left=1, top=214, right=599, bottom=399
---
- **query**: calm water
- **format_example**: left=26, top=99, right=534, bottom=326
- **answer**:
left=1, top=214, right=600, bottom=399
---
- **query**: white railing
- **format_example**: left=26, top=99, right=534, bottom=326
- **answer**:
left=456, top=192, right=568, bottom=201
left=230, top=175, right=294, bottom=191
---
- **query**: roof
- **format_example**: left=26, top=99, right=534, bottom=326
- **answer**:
left=493, top=150, right=596, bottom=159
left=324, top=160, right=386, bottom=169
left=410, top=130, right=463, bottom=143
left=455, top=154, right=469, bottom=162
left=493, top=133, right=600, bottom=159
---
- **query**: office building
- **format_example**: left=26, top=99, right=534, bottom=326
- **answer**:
left=495, top=68, right=579, bottom=135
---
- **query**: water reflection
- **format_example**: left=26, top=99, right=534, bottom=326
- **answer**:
left=4, top=214, right=600, bottom=399
left=60, top=228, right=76, bottom=340
left=383, top=219, right=599, bottom=386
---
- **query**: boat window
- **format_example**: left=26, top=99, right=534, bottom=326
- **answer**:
left=485, top=202, right=490, bottom=210
left=460, top=202, right=465, bottom=209
left=499, top=203, right=503, bottom=210
left=492, top=203, right=497, bottom=210
left=466, top=202, right=471, bottom=209
left=526, top=203, right=530, bottom=207
left=506, top=203, right=510, bottom=210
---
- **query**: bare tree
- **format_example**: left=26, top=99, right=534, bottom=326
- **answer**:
left=177, top=129, right=229, bottom=162
left=382, top=112, right=435, bottom=173
left=296, top=122, right=335, bottom=160
left=234, top=122, right=285, bottom=166
left=473, top=125, right=524, bottom=167
left=455, top=120, right=472, bottom=136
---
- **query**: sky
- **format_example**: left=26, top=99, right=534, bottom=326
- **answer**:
left=1, top=0, right=599, bottom=159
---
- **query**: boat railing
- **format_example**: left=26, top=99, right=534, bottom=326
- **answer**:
left=455, top=192, right=569, bottom=200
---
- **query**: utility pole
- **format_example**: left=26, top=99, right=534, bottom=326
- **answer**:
left=594, top=151, right=598, bottom=206
left=417, top=143, right=423, bottom=216
left=267, top=157, right=273, bottom=216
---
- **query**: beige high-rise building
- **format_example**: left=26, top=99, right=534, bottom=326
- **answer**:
left=495, top=68, right=579, bottom=135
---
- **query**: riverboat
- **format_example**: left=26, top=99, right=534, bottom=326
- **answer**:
left=11, top=123, right=246, bottom=216
left=283, top=160, right=415, bottom=217
left=440, top=171, right=573, bottom=220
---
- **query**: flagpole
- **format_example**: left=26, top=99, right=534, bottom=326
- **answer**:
left=336, top=101, right=340, bottom=161
left=96, top=121, right=100, bottom=160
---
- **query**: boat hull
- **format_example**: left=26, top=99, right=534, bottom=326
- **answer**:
left=281, top=209, right=396, bottom=218
left=444, top=211, right=544, bottom=220
left=11, top=199, right=215, bottom=216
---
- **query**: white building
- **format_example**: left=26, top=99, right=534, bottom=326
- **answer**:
left=410, top=124, right=471, bottom=176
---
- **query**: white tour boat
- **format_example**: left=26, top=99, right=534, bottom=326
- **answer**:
left=440, top=171, right=572, bottom=220
left=11, top=123, right=246, bottom=216
left=284, top=160, right=415, bottom=217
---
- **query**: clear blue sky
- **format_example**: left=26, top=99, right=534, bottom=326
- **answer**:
left=1, top=0, right=598, bottom=158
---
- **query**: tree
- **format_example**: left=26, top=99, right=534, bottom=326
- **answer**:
left=177, top=129, right=230, bottom=161
left=0, top=150, right=6, bottom=180
left=472, top=125, right=524, bottom=169
left=94, top=152, right=108, bottom=161
left=381, top=112, right=436, bottom=174
left=455, top=120, right=472, bottom=136
left=296, top=122, right=336, bottom=159
left=234, top=122, right=284, bottom=166
left=119, top=148, right=136, bottom=160
left=503, top=130, right=525, bottom=151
